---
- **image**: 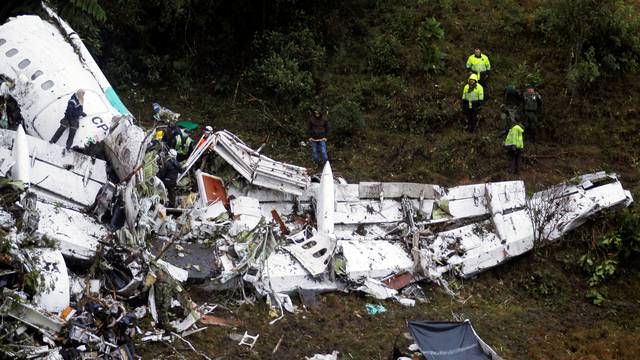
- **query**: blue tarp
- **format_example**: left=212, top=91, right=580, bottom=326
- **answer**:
left=408, top=320, right=502, bottom=360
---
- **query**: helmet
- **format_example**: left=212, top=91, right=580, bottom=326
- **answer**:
left=469, top=73, right=479, bottom=81
left=168, top=149, right=177, bottom=158
left=204, top=125, right=213, bottom=134
left=152, top=103, right=160, bottom=113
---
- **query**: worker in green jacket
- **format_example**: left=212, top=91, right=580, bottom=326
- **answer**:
left=466, top=47, right=491, bottom=94
left=461, top=73, right=485, bottom=133
left=504, top=120, right=524, bottom=174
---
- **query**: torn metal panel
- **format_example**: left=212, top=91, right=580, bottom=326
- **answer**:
left=440, top=184, right=489, bottom=218
left=263, top=251, right=339, bottom=294
left=358, top=182, right=440, bottom=199
left=102, top=118, right=148, bottom=181
left=486, top=181, right=526, bottom=214
left=36, top=201, right=107, bottom=260
left=229, top=196, right=262, bottom=235
left=341, top=240, right=414, bottom=280
left=196, top=170, right=228, bottom=208
left=356, top=277, right=398, bottom=299
left=29, top=248, right=70, bottom=313
left=2, top=296, right=66, bottom=336
left=284, top=231, right=335, bottom=277
left=212, top=130, right=310, bottom=195
left=0, top=128, right=108, bottom=208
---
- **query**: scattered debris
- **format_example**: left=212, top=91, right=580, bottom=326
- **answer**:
left=305, top=350, right=340, bottom=360
left=365, top=304, right=387, bottom=315
left=237, top=331, right=260, bottom=349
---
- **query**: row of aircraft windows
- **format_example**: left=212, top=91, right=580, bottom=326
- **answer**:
left=0, top=38, right=54, bottom=90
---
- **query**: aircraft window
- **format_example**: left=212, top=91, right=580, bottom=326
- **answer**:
left=6, top=48, right=18, bottom=57
left=18, top=59, right=30, bottom=69
left=31, top=70, right=43, bottom=80
left=41, top=80, right=54, bottom=90
left=0, top=39, right=5, bottom=46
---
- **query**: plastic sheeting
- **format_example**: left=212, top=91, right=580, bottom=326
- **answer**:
left=408, top=320, right=503, bottom=360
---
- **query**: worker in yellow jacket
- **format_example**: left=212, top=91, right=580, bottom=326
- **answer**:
left=504, top=120, right=524, bottom=174
left=461, top=74, right=485, bottom=132
left=466, top=47, right=491, bottom=94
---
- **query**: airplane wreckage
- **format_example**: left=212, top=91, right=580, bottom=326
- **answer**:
left=0, top=4, right=634, bottom=360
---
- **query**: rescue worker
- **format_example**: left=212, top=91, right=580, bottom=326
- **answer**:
left=174, top=129, right=194, bottom=162
left=50, top=89, right=86, bottom=149
left=500, top=84, right=521, bottom=134
left=196, top=125, right=214, bottom=150
left=466, top=48, right=491, bottom=94
left=504, top=120, right=524, bottom=174
left=461, top=74, right=485, bottom=133
left=157, top=149, right=184, bottom=208
left=522, top=85, right=542, bottom=142
left=308, top=108, right=329, bottom=166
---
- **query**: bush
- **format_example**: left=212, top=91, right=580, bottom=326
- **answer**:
left=249, top=28, right=326, bottom=103
left=567, top=47, right=600, bottom=91
left=579, top=207, right=640, bottom=304
left=329, top=100, right=365, bottom=143
left=513, top=61, right=542, bottom=89
left=252, top=53, right=315, bottom=101
left=536, top=0, right=640, bottom=82
left=367, top=33, right=402, bottom=74
left=417, top=17, right=445, bottom=73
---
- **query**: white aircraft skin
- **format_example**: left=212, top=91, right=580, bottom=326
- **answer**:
left=12, top=124, right=29, bottom=185
left=317, top=162, right=335, bottom=235
left=0, top=13, right=128, bottom=149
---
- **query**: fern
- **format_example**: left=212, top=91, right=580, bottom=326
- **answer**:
left=69, top=0, right=107, bottom=22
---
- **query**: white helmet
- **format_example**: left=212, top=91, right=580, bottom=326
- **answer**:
left=204, top=125, right=213, bottom=134
left=168, top=149, right=177, bottom=158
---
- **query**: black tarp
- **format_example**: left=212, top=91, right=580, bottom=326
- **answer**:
left=408, top=320, right=503, bottom=360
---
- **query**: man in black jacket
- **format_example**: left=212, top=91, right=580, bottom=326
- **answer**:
left=308, top=108, right=329, bottom=166
left=157, top=149, right=184, bottom=208
left=50, top=89, right=86, bottom=149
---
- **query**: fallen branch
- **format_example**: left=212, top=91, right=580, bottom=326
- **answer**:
left=171, top=331, right=212, bottom=360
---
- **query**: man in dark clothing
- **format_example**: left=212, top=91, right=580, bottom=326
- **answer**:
left=50, top=89, right=86, bottom=149
left=500, top=84, right=521, bottom=134
left=157, top=149, right=184, bottom=208
left=308, top=108, right=329, bottom=165
left=522, top=86, right=542, bottom=142
left=161, top=123, right=180, bottom=148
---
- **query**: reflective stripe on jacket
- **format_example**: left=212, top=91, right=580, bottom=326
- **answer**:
left=175, top=135, right=193, bottom=155
left=462, top=83, right=484, bottom=108
left=466, top=54, right=491, bottom=74
left=504, top=124, right=524, bottom=149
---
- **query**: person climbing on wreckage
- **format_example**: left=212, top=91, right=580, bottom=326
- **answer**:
left=157, top=149, right=184, bottom=208
left=49, top=89, right=86, bottom=149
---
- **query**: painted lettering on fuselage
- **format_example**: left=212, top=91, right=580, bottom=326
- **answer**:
left=91, top=116, right=109, bottom=132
